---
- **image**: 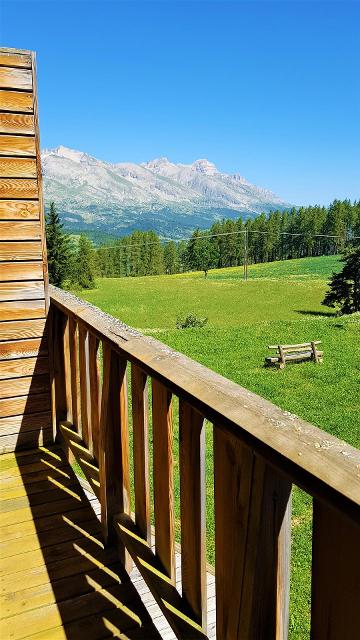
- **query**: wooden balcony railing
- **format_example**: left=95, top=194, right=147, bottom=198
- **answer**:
left=49, top=284, right=360, bottom=640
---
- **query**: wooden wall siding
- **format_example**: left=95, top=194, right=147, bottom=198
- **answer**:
left=0, top=47, right=50, bottom=454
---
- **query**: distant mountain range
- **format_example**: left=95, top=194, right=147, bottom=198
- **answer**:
left=41, top=146, right=290, bottom=239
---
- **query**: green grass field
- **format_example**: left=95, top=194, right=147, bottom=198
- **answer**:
left=77, top=254, right=360, bottom=639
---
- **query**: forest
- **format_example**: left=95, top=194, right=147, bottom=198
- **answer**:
left=96, top=199, right=360, bottom=278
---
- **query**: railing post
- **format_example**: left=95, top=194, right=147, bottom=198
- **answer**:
left=214, top=426, right=291, bottom=640
left=311, top=500, right=360, bottom=639
left=78, top=323, right=89, bottom=447
left=88, top=332, right=101, bottom=461
left=152, top=378, right=175, bottom=582
left=131, top=364, right=151, bottom=544
left=98, top=341, right=131, bottom=571
left=179, top=400, right=207, bottom=630
left=51, top=307, right=68, bottom=429
left=68, top=315, right=80, bottom=433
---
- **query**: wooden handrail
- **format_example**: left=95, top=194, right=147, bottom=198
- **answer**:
left=49, top=285, right=360, bottom=639
left=49, top=285, right=360, bottom=521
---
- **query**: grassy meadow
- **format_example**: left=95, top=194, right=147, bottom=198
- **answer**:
left=77, top=254, right=360, bottom=639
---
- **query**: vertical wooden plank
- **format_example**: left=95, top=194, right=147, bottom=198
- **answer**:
left=179, top=400, right=207, bottom=629
left=98, top=342, right=131, bottom=570
left=311, top=500, right=360, bottom=640
left=214, top=427, right=254, bottom=640
left=52, top=309, right=67, bottom=429
left=68, top=316, right=80, bottom=433
left=242, top=463, right=291, bottom=640
left=214, top=426, right=291, bottom=640
left=48, top=305, right=57, bottom=442
left=88, top=332, right=101, bottom=461
left=78, top=323, right=89, bottom=447
left=152, top=378, right=175, bottom=583
left=131, top=363, right=151, bottom=544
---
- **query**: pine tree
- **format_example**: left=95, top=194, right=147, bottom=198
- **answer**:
left=72, top=235, right=96, bottom=289
left=164, top=241, right=179, bottom=274
left=322, top=247, right=360, bottom=314
left=45, top=202, right=69, bottom=286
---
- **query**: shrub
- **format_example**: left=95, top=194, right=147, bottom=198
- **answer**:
left=176, top=312, right=208, bottom=329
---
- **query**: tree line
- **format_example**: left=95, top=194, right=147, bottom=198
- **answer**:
left=46, top=199, right=360, bottom=287
left=96, top=199, right=360, bottom=278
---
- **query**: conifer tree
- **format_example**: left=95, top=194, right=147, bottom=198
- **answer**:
left=164, top=241, right=179, bottom=274
left=72, top=235, right=96, bottom=289
left=45, top=202, right=69, bottom=286
left=322, top=247, right=360, bottom=314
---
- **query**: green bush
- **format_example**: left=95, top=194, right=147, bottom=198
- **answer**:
left=176, top=312, right=208, bottom=329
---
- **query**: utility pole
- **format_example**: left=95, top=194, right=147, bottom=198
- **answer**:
left=243, top=228, right=248, bottom=280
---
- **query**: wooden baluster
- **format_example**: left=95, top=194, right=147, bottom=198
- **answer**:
left=88, top=332, right=101, bottom=461
left=98, top=342, right=131, bottom=570
left=214, top=426, right=291, bottom=640
left=48, top=304, right=57, bottom=442
left=131, top=363, right=151, bottom=544
left=179, top=400, right=207, bottom=629
left=51, top=308, right=68, bottom=429
left=62, top=315, right=73, bottom=423
left=152, top=378, right=175, bottom=583
left=78, top=323, right=89, bottom=447
left=68, top=316, right=80, bottom=433
left=311, top=500, right=360, bottom=640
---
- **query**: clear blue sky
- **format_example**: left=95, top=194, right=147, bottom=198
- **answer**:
left=1, top=1, right=359, bottom=205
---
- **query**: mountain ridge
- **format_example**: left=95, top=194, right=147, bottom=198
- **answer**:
left=42, top=146, right=290, bottom=239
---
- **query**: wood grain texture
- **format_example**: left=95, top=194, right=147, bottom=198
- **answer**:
left=115, top=512, right=208, bottom=640
left=0, top=426, right=52, bottom=453
left=99, top=343, right=131, bottom=566
left=0, top=374, right=49, bottom=399
left=0, top=52, right=32, bottom=68
left=311, top=500, right=360, bottom=640
left=0, top=299, right=45, bottom=320
left=0, top=280, right=44, bottom=301
left=131, top=363, right=151, bottom=544
left=78, top=324, right=89, bottom=447
left=52, top=309, right=68, bottom=428
left=88, top=332, right=101, bottom=461
left=50, top=285, right=360, bottom=528
left=0, top=337, right=47, bottom=360
left=0, top=393, right=51, bottom=421
left=31, top=50, right=49, bottom=315
left=152, top=378, right=175, bottom=583
left=68, top=316, right=80, bottom=433
left=0, top=319, right=46, bottom=341
left=0, top=177, right=38, bottom=199
left=179, top=400, right=207, bottom=629
left=0, top=113, right=35, bottom=135
left=0, top=135, right=36, bottom=157
left=214, top=427, right=291, bottom=640
left=0, top=66, right=32, bottom=90
left=0, top=241, right=42, bottom=261
left=0, top=199, right=39, bottom=219
left=58, top=421, right=100, bottom=499
left=0, top=90, right=33, bottom=113
left=0, top=356, right=48, bottom=380
left=0, top=157, right=37, bottom=178
left=0, top=261, right=43, bottom=281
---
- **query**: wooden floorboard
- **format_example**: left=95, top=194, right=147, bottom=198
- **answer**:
left=0, top=447, right=163, bottom=640
left=0, top=447, right=216, bottom=639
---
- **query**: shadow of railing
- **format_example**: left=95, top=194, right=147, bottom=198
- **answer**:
left=4, top=316, right=162, bottom=639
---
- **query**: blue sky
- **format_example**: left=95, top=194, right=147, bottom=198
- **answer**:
left=1, top=1, right=359, bottom=205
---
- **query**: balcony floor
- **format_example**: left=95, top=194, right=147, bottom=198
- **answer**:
left=0, top=446, right=216, bottom=639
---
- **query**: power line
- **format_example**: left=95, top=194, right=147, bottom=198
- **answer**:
left=99, top=229, right=360, bottom=252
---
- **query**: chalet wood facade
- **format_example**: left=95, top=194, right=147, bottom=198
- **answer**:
left=0, top=48, right=359, bottom=640
left=0, top=47, right=51, bottom=454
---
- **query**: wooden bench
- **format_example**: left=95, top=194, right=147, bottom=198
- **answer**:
left=265, top=341, right=323, bottom=369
